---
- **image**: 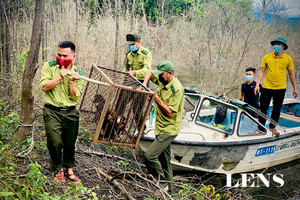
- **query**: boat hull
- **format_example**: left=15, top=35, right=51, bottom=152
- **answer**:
left=139, top=131, right=300, bottom=174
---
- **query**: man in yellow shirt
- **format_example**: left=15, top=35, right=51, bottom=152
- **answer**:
left=254, top=37, right=298, bottom=136
left=143, top=61, right=184, bottom=196
left=40, top=41, right=84, bottom=183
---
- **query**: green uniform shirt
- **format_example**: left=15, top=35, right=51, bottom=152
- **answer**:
left=151, top=75, right=184, bottom=136
left=124, top=46, right=152, bottom=80
left=40, top=61, right=85, bottom=107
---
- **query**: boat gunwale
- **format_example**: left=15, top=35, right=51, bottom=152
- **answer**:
left=140, top=131, right=300, bottom=147
left=142, top=92, right=300, bottom=147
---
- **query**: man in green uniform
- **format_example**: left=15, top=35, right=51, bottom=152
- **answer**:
left=119, top=32, right=152, bottom=131
left=40, top=41, right=84, bottom=183
left=124, top=32, right=152, bottom=83
left=142, top=61, right=184, bottom=196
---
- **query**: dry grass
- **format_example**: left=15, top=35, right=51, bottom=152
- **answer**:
left=0, top=0, right=298, bottom=115
left=5, top=0, right=296, bottom=104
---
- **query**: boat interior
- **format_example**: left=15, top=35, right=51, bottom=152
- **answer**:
left=182, top=93, right=300, bottom=138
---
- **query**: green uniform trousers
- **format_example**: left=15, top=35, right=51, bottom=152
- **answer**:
left=43, top=107, right=79, bottom=171
left=144, top=134, right=176, bottom=192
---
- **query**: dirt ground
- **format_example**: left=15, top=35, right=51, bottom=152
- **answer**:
left=12, top=124, right=300, bottom=200
left=14, top=127, right=223, bottom=200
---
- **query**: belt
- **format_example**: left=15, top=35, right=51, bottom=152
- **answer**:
left=45, top=104, right=76, bottom=113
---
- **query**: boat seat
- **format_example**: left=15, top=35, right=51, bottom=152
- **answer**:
left=280, top=113, right=300, bottom=123
left=211, top=109, right=232, bottom=132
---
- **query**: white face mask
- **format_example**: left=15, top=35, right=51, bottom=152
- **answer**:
left=245, top=75, right=252, bottom=82
left=129, top=44, right=138, bottom=52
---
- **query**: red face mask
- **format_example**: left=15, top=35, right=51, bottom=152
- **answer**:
left=56, top=57, right=72, bottom=68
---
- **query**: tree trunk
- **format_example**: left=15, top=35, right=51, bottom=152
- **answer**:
left=0, top=1, right=5, bottom=75
left=4, top=0, right=11, bottom=77
left=126, top=0, right=129, bottom=19
left=113, top=0, right=120, bottom=69
left=41, top=17, right=46, bottom=61
left=130, top=0, right=136, bottom=31
left=75, top=0, right=79, bottom=43
left=2, top=0, right=20, bottom=87
left=0, top=3, right=4, bottom=98
left=15, top=0, right=45, bottom=143
left=0, top=0, right=10, bottom=98
left=261, top=0, right=265, bottom=25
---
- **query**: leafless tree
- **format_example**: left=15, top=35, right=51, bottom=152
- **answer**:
left=114, top=0, right=120, bottom=69
left=130, top=0, right=136, bottom=31
left=15, top=0, right=45, bottom=143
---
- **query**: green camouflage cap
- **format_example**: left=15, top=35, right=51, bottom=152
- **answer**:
left=152, top=61, right=175, bottom=75
left=126, top=32, right=140, bottom=45
left=270, top=37, right=288, bottom=50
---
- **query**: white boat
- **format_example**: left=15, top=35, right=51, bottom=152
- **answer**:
left=139, top=87, right=300, bottom=174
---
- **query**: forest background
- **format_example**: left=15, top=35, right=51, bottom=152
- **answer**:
left=0, top=0, right=299, bottom=199
left=1, top=0, right=299, bottom=105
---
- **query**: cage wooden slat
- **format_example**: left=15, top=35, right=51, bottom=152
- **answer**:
left=79, top=65, right=155, bottom=148
left=92, top=64, right=114, bottom=85
left=93, top=86, right=114, bottom=143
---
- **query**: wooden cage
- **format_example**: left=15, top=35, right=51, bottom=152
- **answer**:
left=79, top=64, right=155, bottom=148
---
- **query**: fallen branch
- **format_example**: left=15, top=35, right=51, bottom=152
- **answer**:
left=79, top=149, right=145, bottom=167
left=174, top=176, right=197, bottom=183
left=110, top=171, right=174, bottom=200
left=0, top=179, right=22, bottom=200
left=94, top=168, right=102, bottom=181
left=128, top=148, right=145, bottom=173
left=110, top=171, right=153, bottom=182
left=94, top=167, right=135, bottom=200
left=173, top=182, right=211, bottom=200
left=125, top=175, right=150, bottom=191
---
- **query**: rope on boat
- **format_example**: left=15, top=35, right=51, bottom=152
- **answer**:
left=238, top=104, right=284, bottom=129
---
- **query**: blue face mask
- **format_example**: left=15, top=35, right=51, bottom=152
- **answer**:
left=129, top=44, right=138, bottom=52
left=245, top=75, right=252, bottom=82
left=273, top=45, right=282, bottom=53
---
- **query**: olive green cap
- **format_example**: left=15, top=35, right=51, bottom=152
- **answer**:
left=152, top=61, right=174, bottom=75
left=270, top=37, right=288, bottom=50
left=126, top=32, right=140, bottom=45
